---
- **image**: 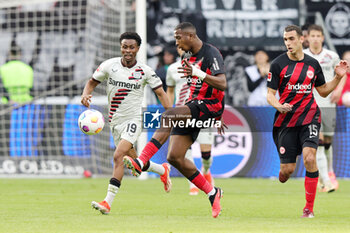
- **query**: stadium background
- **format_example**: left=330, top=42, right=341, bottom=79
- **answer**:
left=0, top=0, right=349, bottom=178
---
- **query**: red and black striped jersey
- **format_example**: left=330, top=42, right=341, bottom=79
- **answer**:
left=182, top=43, right=225, bottom=113
left=267, top=53, right=326, bottom=128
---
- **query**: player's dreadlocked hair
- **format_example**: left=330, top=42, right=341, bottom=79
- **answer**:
left=120, top=32, right=142, bottom=46
left=284, top=25, right=303, bottom=36
left=175, top=22, right=196, bottom=33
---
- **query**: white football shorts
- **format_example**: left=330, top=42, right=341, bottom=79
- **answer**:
left=196, top=130, right=214, bottom=145
left=110, top=119, right=142, bottom=146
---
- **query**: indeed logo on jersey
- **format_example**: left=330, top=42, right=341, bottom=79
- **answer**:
left=109, top=78, right=141, bottom=89
left=287, top=83, right=312, bottom=93
left=186, top=77, right=202, bottom=85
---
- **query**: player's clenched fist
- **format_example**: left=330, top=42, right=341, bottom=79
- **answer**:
left=277, top=103, right=293, bottom=114
left=81, top=94, right=92, bottom=108
left=334, top=60, right=349, bottom=79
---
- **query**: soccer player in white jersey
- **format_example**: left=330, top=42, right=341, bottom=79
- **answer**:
left=166, top=48, right=214, bottom=195
left=81, top=32, right=172, bottom=214
left=304, top=24, right=346, bottom=192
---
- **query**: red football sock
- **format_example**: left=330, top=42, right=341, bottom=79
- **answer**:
left=304, top=171, right=319, bottom=212
left=190, top=171, right=213, bottom=194
left=138, top=138, right=162, bottom=165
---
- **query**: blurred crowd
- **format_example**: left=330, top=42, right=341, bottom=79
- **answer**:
left=147, top=32, right=350, bottom=108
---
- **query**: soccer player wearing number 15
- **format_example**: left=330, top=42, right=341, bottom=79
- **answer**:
left=81, top=32, right=172, bottom=215
left=267, top=25, right=348, bottom=218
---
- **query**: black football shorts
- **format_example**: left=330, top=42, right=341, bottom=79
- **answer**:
left=171, top=99, right=223, bottom=142
left=273, top=123, right=320, bottom=164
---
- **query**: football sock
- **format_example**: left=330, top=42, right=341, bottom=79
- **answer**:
left=138, top=138, right=162, bottom=166
left=316, top=145, right=330, bottom=183
left=144, top=161, right=165, bottom=175
left=141, top=161, right=150, bottom=171
left=104, top=178, right=120, bottom=207
left=188, top=170, right=213, bottom=194
left=324, top=144, right=334, bottom=173
left=304, top=170, right=319, bottom=212
left=201, top=151, right=212, bottom=173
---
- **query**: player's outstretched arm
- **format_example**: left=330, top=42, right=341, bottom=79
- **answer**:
left=154, top=87, right=172, bottom=109
left=316, top=60, right=349, bottom=98
left=267, top=87, right=293, bottom=114
left=178, top=59, right=226, bottom=91
left=81, top=78, right=100, bottom=108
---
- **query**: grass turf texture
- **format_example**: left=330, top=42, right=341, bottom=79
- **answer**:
left=1, top=178, right=349, bottom=233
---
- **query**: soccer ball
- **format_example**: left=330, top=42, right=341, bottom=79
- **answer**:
left=78, top=109, right=105, bottom=135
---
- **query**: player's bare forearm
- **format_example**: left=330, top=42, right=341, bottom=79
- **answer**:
left=267, top=90, right=281, bottom=109
left=267, top=88, right=293, bottom=114
left=202, top=73, right=227, bottom=91
left=316, top=60, right=348, bottom=98
left=316, top=77, right=342, bottom=98
left=81, top=78, right=99, bottom=107
left=155, top=87, right=172, bottom=109
left=82, top=78, right=99, bottom=96
left=166, top=86, right=175, bottom=106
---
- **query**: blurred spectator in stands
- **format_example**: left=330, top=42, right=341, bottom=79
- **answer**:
left=302, top=23, right=311, bottom=49
left=0, top=75, right=10, bottom=104
left=0, top=42, right=33, bottom=104
left=338, top=50, right=350, bottom=107
left=154, top=46, right=176, bottom=103
left=244, top=50, right=270, bottom=106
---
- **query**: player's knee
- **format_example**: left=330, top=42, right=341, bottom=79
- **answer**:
left=167, top=153, right=181, bottom=168
left=304, top=153, right=316, bottom=166
left=281, top=167, right=295, bottom=175
left=113, top=151, right=126, bottom=163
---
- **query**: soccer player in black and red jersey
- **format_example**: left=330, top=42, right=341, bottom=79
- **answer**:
left=123, top=22, right=226, bottom=218
left=267, top=25, right=348, bottom=218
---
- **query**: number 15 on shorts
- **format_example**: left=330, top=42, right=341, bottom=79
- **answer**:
left=308, top=124, right=318, bottom=139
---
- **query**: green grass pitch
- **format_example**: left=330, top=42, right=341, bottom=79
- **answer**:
left=1, top=177, right=349, bottom=233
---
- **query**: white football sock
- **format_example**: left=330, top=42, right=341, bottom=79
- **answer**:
left=136, top=158, right=144, bottom=168
left=207, top=187, right=216, bottom=196
left=325, top=145, right=334, bottom=173
left=145, top=161, right=165, bottom=175
left=202, top=156, right=213, bottom=174
left=104, top=184, right=119, bottom=207
left=316, top=146, right=330, bottom=183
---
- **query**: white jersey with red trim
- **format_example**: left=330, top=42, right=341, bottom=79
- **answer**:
left=166, top=60, right=190, bottom=106
left=93, top=57, right=162, bottom=124
left=304, top=48, right=340, bottom=107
